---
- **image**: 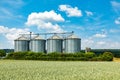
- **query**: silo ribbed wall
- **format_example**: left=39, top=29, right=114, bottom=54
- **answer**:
left=64, top=39, right=81, bottom=53
left=47, top=39, right=63, bottom=53
left=14, top=40, right=29, bottom=52
left=30, top=40, right=46, bottom=53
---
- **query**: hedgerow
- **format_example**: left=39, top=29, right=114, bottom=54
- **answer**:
left=6, top=51, right=113, bottom=61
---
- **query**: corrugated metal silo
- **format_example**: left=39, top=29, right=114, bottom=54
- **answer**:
left=47, top=34, right=63, bottom=53
left=64, top=34, right=81, bottom=53
left=14, top=36, right=29, bottom=52
left=30, top=35, right=46, bottom=53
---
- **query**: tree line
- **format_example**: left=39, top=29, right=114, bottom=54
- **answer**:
left=4, top=51, right=113, bottom=61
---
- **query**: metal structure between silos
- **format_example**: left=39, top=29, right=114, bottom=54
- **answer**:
left=47, top=34, right=63, bottom=53
left=14, top=36, right=29, bottom=52
left=30, top=35, right=46, bottom=53
left=64, top=34, right=81, bottom=53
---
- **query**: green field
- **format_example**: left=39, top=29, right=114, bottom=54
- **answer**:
left=0, top=60, right=120, bottom=80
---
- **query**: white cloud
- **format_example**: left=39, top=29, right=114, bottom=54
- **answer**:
left=81, top=38, right=94, bottom=49
left=111, top=1, right=120, bottom=14
left=85, top=11, right=93, bottom=16
left=96, top=41, right=105, bottom=45
left=82, top=37, right=120, bottom=49
left=115, top=17, right=120, bottom=24
left=93, top=33, right=107, bottom=38
left=59, top=4, right=82, bottom=17
left=0, top=26, right=30, bottom=48
left=0, top=26, right=9, bottom=33
left=95, top=41, right=120, bottom=49
left=26, top=10, right=64, bottom=32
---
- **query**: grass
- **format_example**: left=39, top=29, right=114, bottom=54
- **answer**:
left=0, top=60, right=120, bottom=80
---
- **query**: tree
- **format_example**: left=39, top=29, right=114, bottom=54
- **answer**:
left=101, top=52, right=113, bottom=61
left=0, top=50, right=6, bottom=58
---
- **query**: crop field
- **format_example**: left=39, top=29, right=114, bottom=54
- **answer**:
left=0, top=60, right=120, bottom=80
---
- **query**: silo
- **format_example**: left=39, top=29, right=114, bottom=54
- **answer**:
left=14, top=36, right=29, bottom=52
left=47, top=34, right=63, bottom=53
left=30, top=35, right=46, bottom=53
left=64, top=34, right=81, bottom=53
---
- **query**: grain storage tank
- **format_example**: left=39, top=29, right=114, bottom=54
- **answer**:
left=14, top=36, right=29, bottom=52
left=64, top=34, right=81, bottom=53
left=47, top=34, right=63, bottom=53
left=30, top=35, right=46, bottom=53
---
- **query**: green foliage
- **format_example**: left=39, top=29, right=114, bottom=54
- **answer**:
left=90, top=49, right=120, bottom=57
left=47, top=52, right=61, bottom=57
left=6, top=51, right=113, bottom=61
left=85, top=52, right=96, bottom=58
left=6, top=52, right=26, bottom=59
left=101, top=52, right=113, bottom=61
left=0, top=50, right=6, bottom=57
left=113, top=53, right=120, bottom=58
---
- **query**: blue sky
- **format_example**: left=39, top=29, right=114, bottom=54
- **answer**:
left=0, top=0, right=120, bottom=49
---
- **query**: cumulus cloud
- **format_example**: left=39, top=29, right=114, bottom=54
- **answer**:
left=93, top=33, right=107, bottom=38
left=25, top=10, right=64, bottom=32
left=0, top=25, right=29, bottom=41
left=115, top=17, right=120, bottom=24
left=59, top=4, right=82, bottom=17
left=85, top=11, right=93, bottom=16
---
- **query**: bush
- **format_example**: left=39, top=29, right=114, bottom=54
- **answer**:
left=11, top=52, right=26, bottom=59
left=47, top=52, right=61, bottom=57
left=84, top=52, right=96, bottom=58
left=0, top=50, right=6, bottom=58
left=5, top=51, right=113, bottom=61
left=101, top=52, right=113, bottom=61
left=91, top=57, right=103, bottom=61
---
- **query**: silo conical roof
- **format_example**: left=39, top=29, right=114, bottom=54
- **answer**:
left=15, top=36, right=28, bottom=40
left=49, top=34, right=61, bottom=39
left=67, top=34, right=80, bottom=39
left=33, top=35, right=44, bottom=40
